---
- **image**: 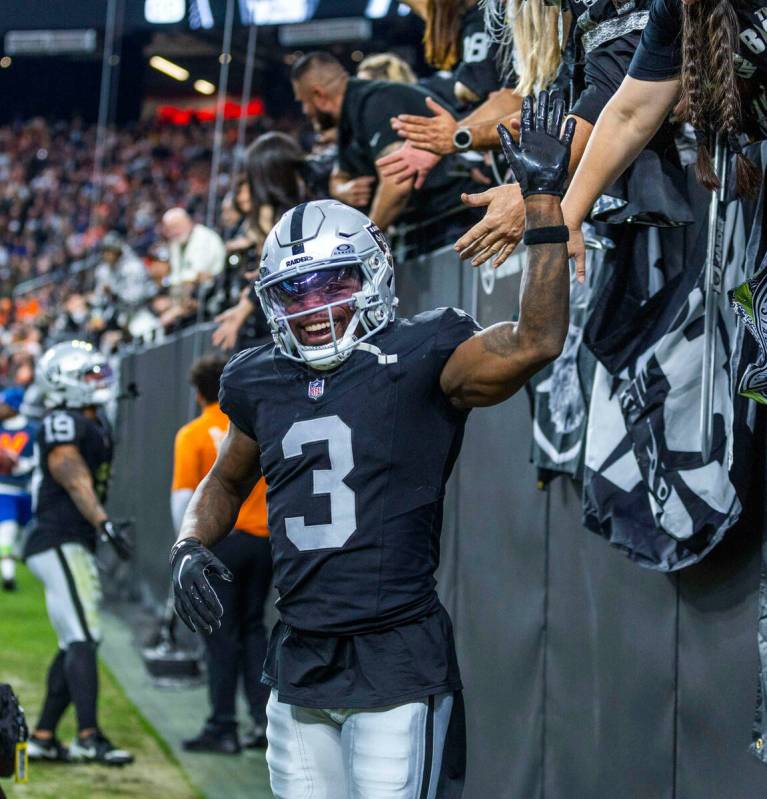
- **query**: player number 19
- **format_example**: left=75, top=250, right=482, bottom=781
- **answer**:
left=43, top=412, right=75, bottom=444
left=281, top=415, right=357, bottom=551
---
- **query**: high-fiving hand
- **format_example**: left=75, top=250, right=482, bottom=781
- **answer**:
left=497, top=91, right=575, bottom=199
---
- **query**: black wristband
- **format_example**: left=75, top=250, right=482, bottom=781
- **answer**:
left=523, top=225, right=570, bottom=246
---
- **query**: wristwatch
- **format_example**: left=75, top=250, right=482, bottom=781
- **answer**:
left=452, top=126, right=473, bottom=152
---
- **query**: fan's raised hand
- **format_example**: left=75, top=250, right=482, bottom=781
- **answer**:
left=497, top=91, right=576, bottom=199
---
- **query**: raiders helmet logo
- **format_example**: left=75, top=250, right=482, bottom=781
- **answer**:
left=365, top=223, right=394, bottom=268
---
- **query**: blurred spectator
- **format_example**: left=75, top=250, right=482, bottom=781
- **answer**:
left=92, top=232, right=154, bottom=308
left=223, top=178, right=259, bottom=257
left=244, top=133, right=309, bottom=246
left=172, top=354, right=272, bottom=753
left=213, top=133, right=310, bottom=351
left=401, top=0, right=493, bottom=108
left=162, top=208, right=226, bottom=287
left=357, top=53, right=417, bottom=84
left=145, top=243, right=171, bottom=293
left=0, top=386, right=37, bottom=591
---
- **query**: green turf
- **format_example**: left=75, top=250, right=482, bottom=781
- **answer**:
left=0, top=564, right=203, bottom=799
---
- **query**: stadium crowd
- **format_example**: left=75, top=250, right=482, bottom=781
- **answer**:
left=1, top=0, right=767, bottom=793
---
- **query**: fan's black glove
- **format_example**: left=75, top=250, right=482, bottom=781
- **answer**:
left=99, top=520, right=133, bottom=561
left=497, top=90, right=576, bottom=198
left=170, top=537, right=233, bottom=634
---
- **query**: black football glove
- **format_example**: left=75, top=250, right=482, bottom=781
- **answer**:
left=170, top=537, right=233, bottom=634
left=99, top=519, right=133, bottom=561
left=497, top=90, right=576, bottom=198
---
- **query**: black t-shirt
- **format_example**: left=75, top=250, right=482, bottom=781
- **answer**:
left=629, top=0, right=767, bottom=134
left=627, top=0, right=682, bottom=81
left=25, top=409, right=113, bottom=558
left=566, top=0, right=653, bottom=123
left=337, top=78, right=476, bottom=224
left=219, top=307, right=480, bottom=707
left=572, top=31, right=644, bottom=124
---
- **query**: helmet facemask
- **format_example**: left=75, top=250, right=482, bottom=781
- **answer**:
left=258, top=253, right=393, bottom=371
left=79, top=362, right=115, bottom=407
left=255, top=200, right=397, bottom=370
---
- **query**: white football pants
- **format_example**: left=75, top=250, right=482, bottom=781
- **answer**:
left=26, top=543, right=102, bottom=646
left=266, top=690, right=453, bottom=799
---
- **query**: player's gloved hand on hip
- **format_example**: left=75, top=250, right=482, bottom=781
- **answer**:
left=99, top=519, right=133, bottom=561
left=497, top=90, right=576, bottom=198
left=170, top=537, right=233, bottom=634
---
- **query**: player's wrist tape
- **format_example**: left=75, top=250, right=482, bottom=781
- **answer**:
left=523, top=225, right=570, bottom=246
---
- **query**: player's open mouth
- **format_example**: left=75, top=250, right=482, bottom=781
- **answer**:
left=298, top=314, right=347, bottom=345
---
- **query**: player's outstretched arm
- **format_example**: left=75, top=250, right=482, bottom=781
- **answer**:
left=170, top=422, right=261, bottom=634
left=440, top=91, right=575, bottom=410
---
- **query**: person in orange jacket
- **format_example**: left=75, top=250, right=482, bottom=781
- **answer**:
left=171, top=353, right=272, bottom=753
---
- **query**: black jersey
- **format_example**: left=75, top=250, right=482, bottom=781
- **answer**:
left=453, top=4, right=515, bottom=101
left=220, top=307, right=480, bottom=707
left=24, top=409, right=113, bottom=559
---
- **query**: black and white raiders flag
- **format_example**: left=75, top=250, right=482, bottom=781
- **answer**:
left=582, top=159, right=759, bottom=572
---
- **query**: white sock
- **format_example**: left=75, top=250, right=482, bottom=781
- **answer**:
left=1, top=557, right=15, bottom=581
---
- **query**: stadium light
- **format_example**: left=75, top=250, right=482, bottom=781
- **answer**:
left=365, top=0, right=390, bottom=17
left=194, top=79, right=216, bottom=95
left=145, top=0, right=186, bottom=24
left=149, top=55, right=189, bottom=81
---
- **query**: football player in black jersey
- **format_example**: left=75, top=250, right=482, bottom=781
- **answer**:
left=24, top=341, right=134, bottom=766
left=171, top=91, right=575, bottom=798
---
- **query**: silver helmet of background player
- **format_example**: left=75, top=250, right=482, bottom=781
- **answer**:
left=36, top=340, right=115, bottom=409
left=255, top=199, right=397, bottom=370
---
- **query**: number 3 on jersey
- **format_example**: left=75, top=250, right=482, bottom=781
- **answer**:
left=281, top=415, right=357, bottom=551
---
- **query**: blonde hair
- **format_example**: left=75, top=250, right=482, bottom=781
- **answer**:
left=483, top=0, right=563, bottom=95
left=357, top=53, right=417, bottom=84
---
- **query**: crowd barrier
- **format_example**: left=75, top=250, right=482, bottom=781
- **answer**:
left=109, top=250, right=767, bottom=798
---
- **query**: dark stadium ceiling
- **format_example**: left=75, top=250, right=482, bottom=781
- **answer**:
left=0, top=1, right=425, bottom=122
left=0, top=0, right=417, bottom=33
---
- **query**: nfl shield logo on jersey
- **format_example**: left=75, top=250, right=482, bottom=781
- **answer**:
left=308, top=379, right=325, bottom=400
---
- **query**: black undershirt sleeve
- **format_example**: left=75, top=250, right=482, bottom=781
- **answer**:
left=628, top=0, right=683, bottom=81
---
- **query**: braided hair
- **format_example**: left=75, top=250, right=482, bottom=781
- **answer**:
left=680, top=0, right=761, bottom=196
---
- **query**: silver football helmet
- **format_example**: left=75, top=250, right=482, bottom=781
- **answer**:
left=255, top=200, right=397, bottom=370
left=37, top=340, right=115, bottom=409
